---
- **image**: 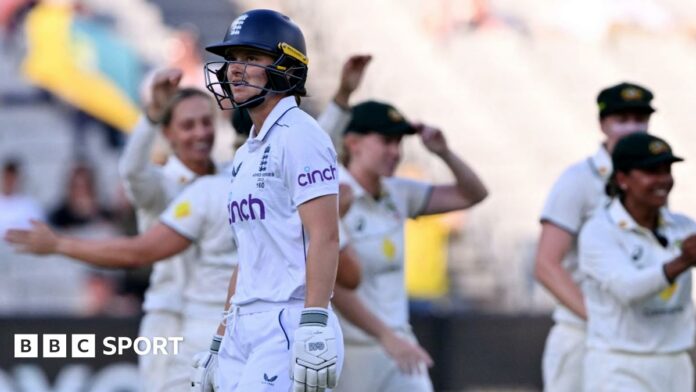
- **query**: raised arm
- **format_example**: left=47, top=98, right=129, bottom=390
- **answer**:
left=5, top=220, right=190, bottom=269
left=580, top=228, right=696, bottom=305
left=119, top=69, right=184, bottom=209
left=317, top=55, right=372, bottom=149
left=118, top=117, right=162, bottom=208
left=417, top=124, right=488, bottom=215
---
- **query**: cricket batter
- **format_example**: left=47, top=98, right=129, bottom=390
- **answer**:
left=199, top=9, right=343, bottom=392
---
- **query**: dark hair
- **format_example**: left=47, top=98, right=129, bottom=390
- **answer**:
left=3, top=158, right=20, bottom=174
left=605, top=172, right=620, bottom=198
left=161, top=88, right=212, bottom=127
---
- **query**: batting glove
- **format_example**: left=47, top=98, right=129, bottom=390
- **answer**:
left=291, top=308, right=338, bottom=392
left=190, top=334, right=222, bottom=392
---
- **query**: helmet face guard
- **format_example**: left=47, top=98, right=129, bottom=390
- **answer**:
left=204, top=49, right=307, bottom=110
left=205, top=10, right=309, bottom=110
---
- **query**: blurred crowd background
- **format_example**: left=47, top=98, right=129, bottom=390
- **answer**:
left=1, top=0, right=696, bottom=322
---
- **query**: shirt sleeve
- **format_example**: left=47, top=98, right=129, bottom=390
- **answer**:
left=159, top=179, right=207, bottom=241
left=118, top=115, right=165, bottom=209
left=579, top=219, right=671, bottom=306
left=316, top=100, right=351, bottom=151
left=540, top=165, right=590, bottom=234
left=390, top=178, right=433, bottom=218
left=282, top=125, right=339, bottom=207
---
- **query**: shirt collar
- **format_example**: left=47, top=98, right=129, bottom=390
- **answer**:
left=339, top=165, right=392, bottom=201
left=247, top=96, right=298, bottom=151
left=163, top=155, right=198, bottom=185
left=589, top=144, right=613, bottom=181
left=607, top=197, right=675, bottom=232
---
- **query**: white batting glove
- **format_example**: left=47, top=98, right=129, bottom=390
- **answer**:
left=291, top=308, right=338, bottom=392
left=190, top=335, right=222, bottom=392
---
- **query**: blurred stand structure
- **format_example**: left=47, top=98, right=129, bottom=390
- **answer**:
left=0, top=158, right=44, bottom=237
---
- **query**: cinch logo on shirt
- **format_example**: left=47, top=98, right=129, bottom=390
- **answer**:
left=227, top=194, right=266, bottom=223
left=297, top=165, right=337, bottom=187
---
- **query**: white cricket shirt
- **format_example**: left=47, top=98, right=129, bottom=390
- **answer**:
left=160, top=174, right=237, bottom=316
left=119, top=116, right=198, bottom=313
left=338, top=168, right=432, bottom=343
left=580, top=198, right=696, bottom=353
left=540, top=145, right=612, bottom=326
left=227, top=97, right=339, bottom=306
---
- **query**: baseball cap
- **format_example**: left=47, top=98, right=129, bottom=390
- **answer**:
left=345, top=101, right=417, bottom=136
left=597, top=82, right=655, bottom=118
left=612, top=133, right=683, bottom=172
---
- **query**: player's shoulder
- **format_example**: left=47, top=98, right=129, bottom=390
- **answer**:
left=185, top=174, right=229, bottom=196
left=556, top=157, right=596, bottom=183
left=579, top=206, right=612, bottom=241
left=545, top=157, right=598, bottom=201
left=195, top=173, right=228, bottom=185
left=277, top=108, right=333, bottom=146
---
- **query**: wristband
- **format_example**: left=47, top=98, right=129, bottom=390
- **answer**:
left=299, top=307, right=328, bottom=327
left=210, top=335, right=223, bottom=353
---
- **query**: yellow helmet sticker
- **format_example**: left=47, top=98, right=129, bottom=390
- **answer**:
left=278, top=42, right=308, bottom=65
left=174, top=201, right=191, bottom=219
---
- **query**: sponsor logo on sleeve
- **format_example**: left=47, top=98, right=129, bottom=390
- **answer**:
left=297, top=165, right=337, bottom=187
left=173, top=201, right=191, bottom=219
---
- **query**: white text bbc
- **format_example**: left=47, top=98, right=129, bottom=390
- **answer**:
left=14, top=334, right=183, bottom=358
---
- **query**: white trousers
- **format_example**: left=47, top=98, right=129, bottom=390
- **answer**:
left=138, top=311, right=183, bottom=392
left=584, top=349, right=693, bottom=392
left=161, top=315, right=221, bottom=392
left=333, top=331, right=433, bottom=392
left=542, top=323, right=585, bottom=392
left=217, top=303, right=344, bottom=392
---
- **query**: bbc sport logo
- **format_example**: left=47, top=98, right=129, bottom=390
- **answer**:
left=14, top=334, right=183, bottom=358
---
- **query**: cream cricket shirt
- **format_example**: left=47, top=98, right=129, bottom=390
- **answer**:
left=338, top=168, right=432, bottom=343
left=159, top=174, right=237, bottom=316
left=540, top=145, right=612, bottom=327
left=120, top=117, right=198, bottom=313
left=579, top=199, right=696, bottom=353
left=226, top=97, right=339, bottom=306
